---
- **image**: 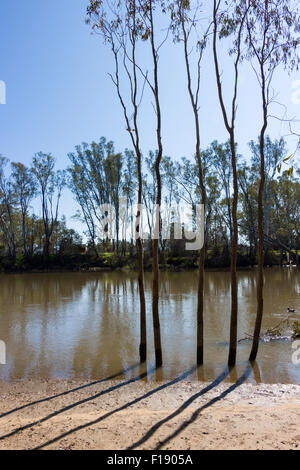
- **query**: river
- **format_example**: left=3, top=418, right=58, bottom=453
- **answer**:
left=0, top=268, right=299, bottom=384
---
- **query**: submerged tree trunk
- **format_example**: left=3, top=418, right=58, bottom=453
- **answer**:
left=152, top=164, right=163, bottom=367
left=108, top=4, right=148, bottom=363
left=212, top=0, right=245, bottom=366
left=150, top=0, right=163, bottom=367
left=197, top=239, right=205, bottom=364
left=136, top=148, right=147, bottom=362
left=250, top=75, right=267, bottom=361
left=179, top=3, right=207, bottom=364
left=228, top=136, right=239, bottom=366
left=196, top=134, right=206, bottom=366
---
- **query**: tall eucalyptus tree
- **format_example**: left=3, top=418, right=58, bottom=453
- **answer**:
left=11, top=162, right=36, bottom=257
left=169, top=0, right=210, bottom=364
left=242, top=0, right=300, bottom=361
left=0, top=156, right=16, bottom=262
left=87, top=0, right=150, bottom=363
left=31, top=153, right=65, bottom=263
left=213, top=0, right=249, bottom=365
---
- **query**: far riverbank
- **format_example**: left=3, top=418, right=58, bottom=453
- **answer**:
left=0, top=249, right=296, bottom=274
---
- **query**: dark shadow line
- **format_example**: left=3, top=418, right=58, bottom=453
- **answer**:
left=33, top=367, right=197, bottom=450
left=0, top=363, right=140, bottom=420
left=127, top=367, right=229, bottom=450
left=0, top=364, right=154, bottom=441
left=155, top=362, right=253, bottom=450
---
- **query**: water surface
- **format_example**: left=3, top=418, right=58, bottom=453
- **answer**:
left=0, top=269, right=299, bottom=384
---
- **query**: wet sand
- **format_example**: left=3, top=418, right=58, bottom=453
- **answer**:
left=0, top=378, right=299, bottom=450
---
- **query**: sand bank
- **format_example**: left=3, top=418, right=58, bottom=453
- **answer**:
left=0, top=378, right=299, bottom=450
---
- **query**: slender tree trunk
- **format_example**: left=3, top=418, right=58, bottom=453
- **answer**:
left=228, top=135, right=239, bottom=366
left=130, top=13, right=147, bottom=363
left=195, top=107, right=206, bottom=367
left=152, top=237, right=162, bottom=366
left=42, top=192, right=50, bottom=264
left=180, top=6, right=207, bottom=364
left=22, top=211, right=27, bottom=257
left=92, top=241, right=99, bottom=259
left=197, top=241, right=205, bottom=364
left=213, top=0, right=242, bottom=366
left=109, top=5, right=148, bottom=363
left=136, top=151, right=147, bottom=362
left=250, top=75, right=267, bottom=361
left=137, top=236, right=147, bottom=361
left=44, top=233, right=50, bottom=264
left=7, top=204, right=16, bottom=263
left=148, top=0, right=163, bottom=367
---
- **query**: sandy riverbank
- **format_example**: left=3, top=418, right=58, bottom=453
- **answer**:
left=0, top=377, right=299, bottom=450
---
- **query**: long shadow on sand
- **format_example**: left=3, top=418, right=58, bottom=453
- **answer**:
left=0, top=363, right=153, bottom=441
left=0, top=363, right=141, bottom=420
left=32, top=367, right=198, bottom=450
left=1, top=362, right=255, bottom=450
left=36, top=363, right=253, bottom=450
left=153, top=362, right=253, bottom=450
left=127, top=366, right=231, bottom=450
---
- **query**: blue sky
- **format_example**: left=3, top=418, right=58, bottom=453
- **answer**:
left=0, top=0, right=299, bottom=235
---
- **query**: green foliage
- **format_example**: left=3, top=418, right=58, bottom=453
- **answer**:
left=0, top=132, right=299, bottom=271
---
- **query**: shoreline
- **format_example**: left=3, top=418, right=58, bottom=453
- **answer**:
left=0, top=378, right=299, bottom=450
left=1, top=265, right=293, bottom=275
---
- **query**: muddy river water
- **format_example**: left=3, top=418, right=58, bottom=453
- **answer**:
left=0, top=268, right=299, bottom=384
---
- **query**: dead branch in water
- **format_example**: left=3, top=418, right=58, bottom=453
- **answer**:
left=238, top=314, right=299, bottom=343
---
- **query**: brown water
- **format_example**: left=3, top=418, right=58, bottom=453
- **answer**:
left=0, top=269, right=299, bottom=384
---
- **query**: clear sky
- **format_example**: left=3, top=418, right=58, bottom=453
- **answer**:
left=0, top=0, right=299, bottom=235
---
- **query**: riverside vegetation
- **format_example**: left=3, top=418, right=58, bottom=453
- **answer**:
left=0, top=136, right=299, bottom=273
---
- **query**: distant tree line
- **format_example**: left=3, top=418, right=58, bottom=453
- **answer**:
left=68, top=135, right=300, bottom=264
left=0, top=135, right=299, bottom=269
left=0, top=153, right=81, bottom=268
